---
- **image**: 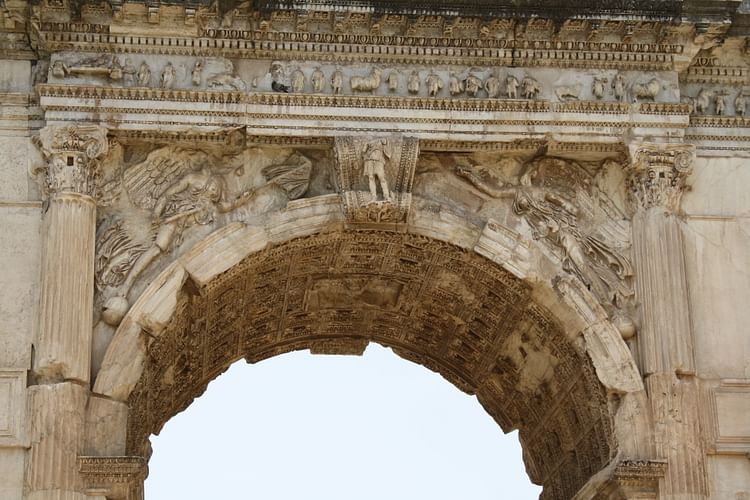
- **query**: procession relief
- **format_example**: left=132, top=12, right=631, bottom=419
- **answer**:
left=46, top=52, right=682, bottom=104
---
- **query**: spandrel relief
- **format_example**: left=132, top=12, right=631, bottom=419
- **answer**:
left=453, top=156, right=634, bottom=311
left=94, top=139, right=334, bottom=318
left=414, top=151, right=633, bottom=320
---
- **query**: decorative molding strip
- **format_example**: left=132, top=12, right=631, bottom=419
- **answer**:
left=37, top=26, right=681, bottom=70
left=690, top=116, right=750, bottom=128
left=681, top=66, right=749, bottom=85
left=37, top=85, right=691, bottom=118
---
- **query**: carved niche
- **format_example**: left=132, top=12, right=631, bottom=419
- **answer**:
left=334, top=135, right=419, bottom=223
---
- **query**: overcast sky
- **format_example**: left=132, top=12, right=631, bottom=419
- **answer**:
left=145, top=343, right=542, bottom=499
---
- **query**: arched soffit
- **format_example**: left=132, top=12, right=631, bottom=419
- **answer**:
left=94, top=210, right=642, bottom=500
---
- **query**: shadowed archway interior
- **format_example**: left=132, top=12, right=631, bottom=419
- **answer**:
left=126, top=229, right=614, bottom=500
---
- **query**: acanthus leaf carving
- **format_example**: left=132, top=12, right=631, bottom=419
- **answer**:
left=34, top=124, right=109, bottom=198
left=626, top=143, right=695, bottom=213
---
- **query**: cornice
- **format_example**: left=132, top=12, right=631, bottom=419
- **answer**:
left=34, top=26, right=683, bottom=70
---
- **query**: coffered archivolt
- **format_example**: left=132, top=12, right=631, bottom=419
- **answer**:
left=92, top=222, right=642, bottom=500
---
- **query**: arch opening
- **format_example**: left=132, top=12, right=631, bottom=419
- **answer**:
left=145, top=346, right=543, bottom=499
left=117, top=229, right=620, bottom=500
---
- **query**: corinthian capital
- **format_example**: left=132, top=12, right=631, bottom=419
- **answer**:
left=35, top=125, right=109, bottom=198
left=625, top=143, right=694, bottom=213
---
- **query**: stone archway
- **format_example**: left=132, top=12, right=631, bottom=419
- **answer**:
left=89, top=201, right=644, bottom=500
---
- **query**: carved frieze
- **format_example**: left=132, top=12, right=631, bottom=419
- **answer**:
left=334, top=135, right=419, bottom=224
left=34, top=125, right=109, bottom=198
left=626, top=143, right=695, bottom=213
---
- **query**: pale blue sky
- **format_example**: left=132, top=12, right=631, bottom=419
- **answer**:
left=145, top=343, right=542, bottom=499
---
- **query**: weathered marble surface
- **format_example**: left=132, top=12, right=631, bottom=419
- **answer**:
left=1, top=1, right=750, bottom=498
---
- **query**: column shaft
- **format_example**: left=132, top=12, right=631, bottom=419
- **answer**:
left=632, top=208, right=694, bottom=376
left=36, top=193, right=96, bottom=383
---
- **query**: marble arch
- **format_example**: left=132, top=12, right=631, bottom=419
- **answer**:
left=90, top=207, right=644, bottom=500
left=2, top=0, right=750, bottom=499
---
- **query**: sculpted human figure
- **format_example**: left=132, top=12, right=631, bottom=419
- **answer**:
left=161, top=62, right=176, bottom=89
left=694, top=88, right=711, bottom=114
left=291, top=69, right=305, bottom=93
left=114, top=167, right=255, bottom=303
left=592, top=77, right=607, bottom=99
left=408, top=71, right=420, bottom=94
left=137, top=61, right=151, bottom=86
left=612, top=73, right=625, bottom=101
left=715, top=92, right=726, bottom=115
left=485, top=72, right=501, bottom=98
left=363, top=140, right=391, bottom=201
left=311, top=67, right=325, bottom=93
left=426, top=72, right=443, bottom=97
left=736, top=92, right=746, bottom=116
left=122, top=58, right=136, bottom=86
left=192, top=60, right=203, bottom=86
left=449, top=72, right=464, bottom=95
left=465, top=74, right=482, bottom=97
left=505, top=75, right=519, bottom=99
left=521, top=76, right=540, bottom=99
left=331, top=69, right=343, bottom=94
left=387, top=71, right=399, bottom=92
left=455, top=158, right=631, bottom=305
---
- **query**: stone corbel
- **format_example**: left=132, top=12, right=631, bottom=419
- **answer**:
left=78, top=456, right=147, bottom=500
left=625, top=143, right=695, bottom=214
left=334, top=135, right=419, bottom=225
left=34, top=125, right=110, bottom=199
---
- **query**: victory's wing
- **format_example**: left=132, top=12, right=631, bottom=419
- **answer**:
left=261, top=153, right=313, bottom=200
left=123, top=147, right=214, bottom=210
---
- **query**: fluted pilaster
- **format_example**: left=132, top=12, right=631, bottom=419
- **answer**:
left=36, top=193, right=96, bottom=383
left=25, top=382, right=87, bottom=500
left=26, top=125, right=109, bottom=500
left=626, top=143, right=696, bottom=376
left=626, top=143, right=707, bottom=499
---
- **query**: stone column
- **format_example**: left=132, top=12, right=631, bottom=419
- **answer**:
left=626, top=143, right=707, bottom=499
left=26, top=125, right=108, bottom=500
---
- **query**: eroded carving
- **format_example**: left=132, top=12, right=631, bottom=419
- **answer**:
left=455, top=156, right=633, bottom=309
left=34, top=125, right=110, bottom=198
left=95, top=144, right=321, bottom=312
left=626, top=144, right=695, bottom=213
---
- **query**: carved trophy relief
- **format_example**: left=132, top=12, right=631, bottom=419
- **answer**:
left=334, top=135, right=419, bottom=224
left=454, top=155, right=634, bottom=315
